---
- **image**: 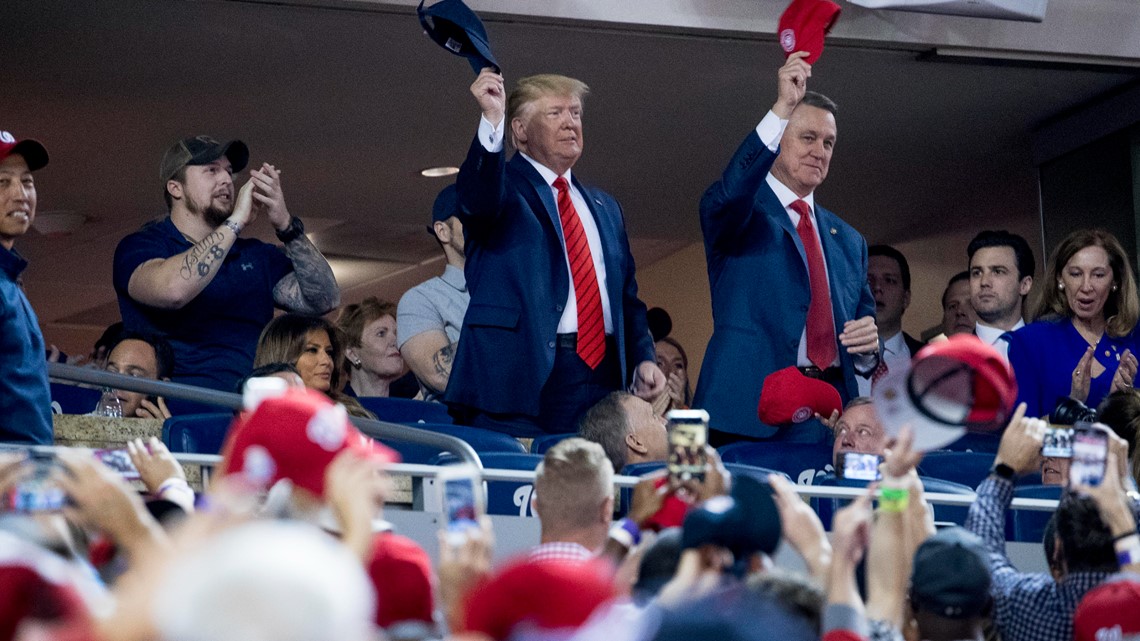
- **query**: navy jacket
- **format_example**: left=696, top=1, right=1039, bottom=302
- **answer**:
left=694, top=131, right=875, bottom=438
left=444, top=135, right=654, bottom=416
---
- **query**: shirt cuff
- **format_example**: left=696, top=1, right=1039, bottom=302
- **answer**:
left=823, top=604, right=869, bottom=638
left=754, top=110, right=789, bottom=153
left=478, top=115, right=505, bottom=153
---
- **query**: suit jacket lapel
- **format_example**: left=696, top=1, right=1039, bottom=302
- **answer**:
left=760, top=187, right=807, bottom=268
left=509, top=154, right=563, bottom=248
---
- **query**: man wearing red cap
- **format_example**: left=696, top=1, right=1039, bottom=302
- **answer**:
left=695, top=53, right=878, bottom=444
left=0, top=132, right=53, bottom=443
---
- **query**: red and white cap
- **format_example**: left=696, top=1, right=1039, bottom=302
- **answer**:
left=1074, top=575, right=1140, bottom=641
left=758, top=366, right=843, bottom=426
left=873, top=334, right=1018, bottom=451
left=219, top=387, right=399, bottom=498
left=777, top=0, right=842, bottom=65
left=0, top=131, right=49, bottom=172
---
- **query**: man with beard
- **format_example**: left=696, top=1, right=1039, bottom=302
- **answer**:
left=968, top=230, right=1034, bottom=361
left=114, top=136, right=339, bottom=394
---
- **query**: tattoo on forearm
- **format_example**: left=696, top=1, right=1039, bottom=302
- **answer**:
left=273, top=235, right=340, bottom=314
left=178, top=230, right=228, bottom=281
left=432, top=342, right=457, bottom=382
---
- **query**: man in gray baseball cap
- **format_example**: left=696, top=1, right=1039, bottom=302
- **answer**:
left=112, top=135, right=340, bottom=397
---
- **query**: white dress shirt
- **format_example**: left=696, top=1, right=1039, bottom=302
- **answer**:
left=857, top=331, right=911, bottom=397
left=478, top=116, right=613, bottom=335
left=975, top=318, right=1024, bottom=362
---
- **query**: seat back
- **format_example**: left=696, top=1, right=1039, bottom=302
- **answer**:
left=942, top=431, right=1001, bottom=453
left=530, top=433, right=577, bottom=455
left=1006, top=484, right=1061, bottom=543
left=162, top=413, right=235, bottom=454
left=813, top=474, right=974, bottom=529
left=917, top=451, right=995, bottom=490
left=49, top=383, right=102, bottom=415
left=717, top=441, right=834, bottom=485
left=433, top=452, right=544, bottom=517
left=380, top=423, right=525, bottom=465
left=356, top=397, right=453, bottom=424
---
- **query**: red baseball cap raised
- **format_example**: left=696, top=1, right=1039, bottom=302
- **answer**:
left=777, top=0, right=842, bottom=65
left=0, top=131, right=49, bottom=172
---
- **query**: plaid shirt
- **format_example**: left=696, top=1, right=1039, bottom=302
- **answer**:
left=528, top=541, right=594, bottom=564
left=965, top=476, right=1110, bottom=641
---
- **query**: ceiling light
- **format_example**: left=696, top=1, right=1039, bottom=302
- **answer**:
left=420, top=166, right=459, bottom=178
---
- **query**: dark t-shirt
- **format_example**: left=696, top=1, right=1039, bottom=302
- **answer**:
left=0, top=247, right=52, bottom=443
left=113, top=217, right=293, bottom=393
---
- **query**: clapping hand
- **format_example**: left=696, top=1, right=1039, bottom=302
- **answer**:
left=1111, top=349, right=1138, bottom=394
left=250, top=163, right=291, bottom=231
left=1071, top=346, right=1095, bottom=402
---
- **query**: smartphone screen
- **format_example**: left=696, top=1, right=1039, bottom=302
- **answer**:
left=1069, top=425, right=1109, bottom=488
left=666, top=409, right=709, bottom=483
left=439, top=467, right=484, bottom=545
left=94, top=448, right=140, bottom=480
left=838, top=452, right=883, bottom=482
left=8, top=451, right=65, bottom=513
left=1042, top=427, right=1074, bottom=458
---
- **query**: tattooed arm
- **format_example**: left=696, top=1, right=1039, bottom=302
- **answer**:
left=126, top=182, right=253, bottom=309
left=272, top=235, right=340, bottom=314
left=399, top=330, right=456, bottom=395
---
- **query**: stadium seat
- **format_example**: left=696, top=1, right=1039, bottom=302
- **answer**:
left=941, top=431, right=1001, bottom=453
left=433, top=452, right=544, bottom=517
left=380, top=423, right=525, bottom=465
left=813, top=474, right=974, bottom=529
left=356, top=397, right=453, bottom=424
left=163, top=413, right=235, bottom=454
left=49, top=383, right=102, bottom=415
left=717, top=441, right=834, bottom=485
left=917, top=451, right=995, bottom=490
left=1005, top=484, right=1061, bottom=544
left=530, top=433, right=577, bottom=454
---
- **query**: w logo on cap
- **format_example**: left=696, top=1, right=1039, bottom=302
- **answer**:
left=780, top=28, right=797, bottom=53
left=0, top=132, right=14, bottom=144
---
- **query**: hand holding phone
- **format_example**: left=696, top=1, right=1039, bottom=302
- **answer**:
left=666, top=409, right=709, bottom=483
left=7, top=450, right=65, bottom=513
left=1069, top=423, right=1110, bottom=489
left=437, top=465, right=485, bottom=546
left=837, top=452, right=883, bottom=482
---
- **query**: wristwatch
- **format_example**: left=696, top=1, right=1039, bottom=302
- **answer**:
left=991, top=462, right=1016, bottom=480
left=275, top=216, right=305, bottom=244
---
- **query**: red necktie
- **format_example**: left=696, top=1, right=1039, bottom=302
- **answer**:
left=790, top=199, right=837, bottom=370
left=554, top=177, right=605, bottom=369
left=871, top=359, right=889, bottom=389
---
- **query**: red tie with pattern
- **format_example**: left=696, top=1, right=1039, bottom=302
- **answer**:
left=553, top=177, right=605, bottom=369
left=790, top=199, right=837, bottom=370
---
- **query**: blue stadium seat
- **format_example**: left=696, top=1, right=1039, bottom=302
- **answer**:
left=163, top=413, right=235, bottom=454
left=530, top=433, right=577, bottom=454
left=380, top=423, right=525, bottom=465
left=434, top=452, right=544, bottom=517
left=724, top=462, right=789, bottom=482
left=620, top=461, right=666, bottom=477
left=1005, top=484, right=1061, bottom=544
left=942, top=431, right=1001, bottom=453
left=49, top=383, right=101, bottom=415
left=917, top=451, right=995, bottom=490
left=813, top=474, right=974, bottom=529
left=717, top=441, right=834, bottom=484
left=356, top=397, right=453, bottom=424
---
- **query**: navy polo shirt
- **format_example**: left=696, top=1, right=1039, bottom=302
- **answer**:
left=113, top=217, right=293, bottom=393
left=0, top=246, right=52, bottom=443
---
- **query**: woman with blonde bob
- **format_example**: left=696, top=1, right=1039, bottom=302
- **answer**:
left=1007, top=228, right=1140, bottom=418
left=253, top=314, right=374, bottom=418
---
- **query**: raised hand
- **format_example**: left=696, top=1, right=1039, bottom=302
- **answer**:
left=228, top=180, right=257, bottom=230
left=631, top=361, right=667, bottom=401
left=249, top=163, right=291, bottom=231
left=1111, top=349, right=1138, bottom=394
left=471, top=67, right=506, bottom=125
left=995, top=402, right=1047, bottom=475
left=1071, top=345, right=1094, bottom=402
left=773, top=51, right=812, bottom=119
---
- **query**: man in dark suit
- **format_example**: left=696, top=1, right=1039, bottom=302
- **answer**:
left=445, top=69, right=664, bottom=436
left=694, top=52, right=879, bottom=444
left=857, top=245, right=925, bottom=397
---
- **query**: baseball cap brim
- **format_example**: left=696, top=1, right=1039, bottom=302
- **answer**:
left=2, top=139, right=49, bottom=172
left=193, top=140, right=249, bottom=174
left=873, top=362, right=968, bottom=452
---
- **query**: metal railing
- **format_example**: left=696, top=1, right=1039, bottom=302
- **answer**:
left=47, top=362, right=482, bottom=468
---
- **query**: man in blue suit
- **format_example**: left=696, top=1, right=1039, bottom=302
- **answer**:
left=445, top=68, right=664, bottom=436
left=695, top=52, right=879, bottom=444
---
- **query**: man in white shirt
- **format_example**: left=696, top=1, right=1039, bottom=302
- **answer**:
left=968, top=231, right=1035, bottom=361
left=858, top=245, right=924, bottom=396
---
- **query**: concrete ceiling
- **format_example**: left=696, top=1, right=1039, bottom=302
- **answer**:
left=3, top=0, right=1136, bottom=352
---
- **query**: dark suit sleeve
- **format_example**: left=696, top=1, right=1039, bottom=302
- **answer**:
left=614, top=202, right=655, bottom=374
left=699, top=132, right=780, bottom=252
left=1006, top=329, right=1045, bottom=418
left=855, top=238, right=875, bottom=321
left=455, top=133, right=507, bottom=229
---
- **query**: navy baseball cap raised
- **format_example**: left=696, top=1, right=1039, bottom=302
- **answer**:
left=0, top=132, right=49, bottom=172
left=417, top=0, right=500, bottom=74
left=160, top=135, right=249, bottom=181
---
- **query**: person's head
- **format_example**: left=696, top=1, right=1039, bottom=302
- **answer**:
left=1040, top=454, right=1070, bottom=486
left=104, top=332, right=175, bottom=418
left=747, top=569, right=824, bottom=634
left=0, top=133, right=49, bottom=251
left=161, top=136, right=249, bottom=228
left=941, top=271, right=977, bottom=336
left=90, top=322, right=125, bottom=370
left=1053, top=492, right=1117, bottom=575
left=1036, top=228, right=1140, bottom=338
left=577, top=391, right=668, bottom=472
left=337, top=297, right=404, bottom=383
left=909, top=527, right=993, bottom=641
left=1074, top=576, right=1140, bottom=641
left=254, top=315, right=344, bottom=394
left=655, top=336, right=692, bottom=406
left=832, top=397, right=887, bottom=466
left=507, top=74, right=589, bottom=175
left=533, top=438, right=614, bottom=548
left=967, top=230, right=1035, bottom=328
left=430, top=184, right=465, bottom=261
left=771, top=92, right=838, bottom=198
left=867, top=245, right=911, bottom=335
left=1097, top=389, right=1140, bottom=460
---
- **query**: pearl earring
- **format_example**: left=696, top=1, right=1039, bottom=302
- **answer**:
left=1058, top=282, right=1064, bottom=291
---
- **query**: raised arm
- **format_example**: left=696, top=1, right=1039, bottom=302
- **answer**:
left=126, top=181, right=254, bottom=309
left=455, top=68, right=509, bottom=226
